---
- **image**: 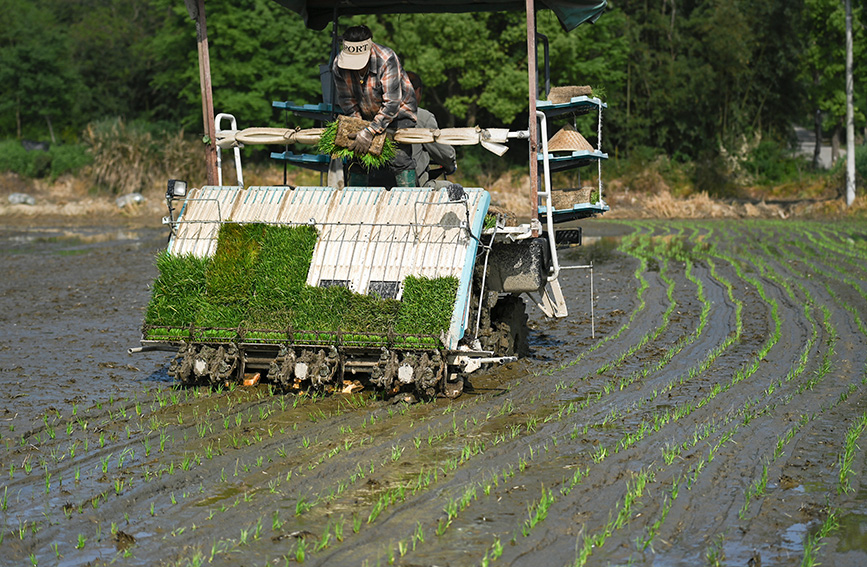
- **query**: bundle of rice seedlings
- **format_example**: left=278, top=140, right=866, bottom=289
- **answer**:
left=144, top=251, right=210, bottom=333
left=396, top=275, right=459, bottom=336
left=206, top=223, right=265, bottom=300
left=291, top=285, right=352, bottom=332
left=198, top=301, right=245, bottom=328
left=197, top=223, right=265, bottom=330
left=253, top=225, right=317, bottom=302
left=145, top=222, right=460, bottom=345
left=343, top=293, right=401, bottom=333
left=316, top=120, right=397, bottom=170
left=245, top=225, right=319, bottom=331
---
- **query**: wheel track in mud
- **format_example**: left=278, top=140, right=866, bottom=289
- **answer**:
left=2, top=221, right=867, bottom=567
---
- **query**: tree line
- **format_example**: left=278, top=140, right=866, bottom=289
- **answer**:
left=1, top=0, right=864, bottom=167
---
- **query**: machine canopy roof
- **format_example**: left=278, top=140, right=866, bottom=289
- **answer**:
left=273, top=0, right=607, bottom=31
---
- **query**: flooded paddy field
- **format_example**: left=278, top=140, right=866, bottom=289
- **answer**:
left=1, top=219, right=867, bottom=566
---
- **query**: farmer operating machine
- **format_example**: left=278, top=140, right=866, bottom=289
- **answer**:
left=132, top=0, right=609, bottom=398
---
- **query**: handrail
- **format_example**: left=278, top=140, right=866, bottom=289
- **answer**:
left=536, top=110, right=560, bottom=282
left=215, top=113, right=244, bottom=188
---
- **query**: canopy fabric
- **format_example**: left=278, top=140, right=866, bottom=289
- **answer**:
left=273, top=0, right=607, bottom=31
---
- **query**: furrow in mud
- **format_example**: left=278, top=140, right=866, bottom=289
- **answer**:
left=3, top=221, right=867, bottom=567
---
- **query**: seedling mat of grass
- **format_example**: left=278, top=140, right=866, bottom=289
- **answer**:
left=144, top=223, right=457, bottom=347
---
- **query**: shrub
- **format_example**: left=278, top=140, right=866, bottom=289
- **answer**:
left=0, top=139, right=91, bottom=179
left=743, top=140, right=804, bottom=185
left=854, top=144, right=867, bottom=184
left=83, top=118, right=157, bottom=194
left=49, top=144, right=92, bottom=178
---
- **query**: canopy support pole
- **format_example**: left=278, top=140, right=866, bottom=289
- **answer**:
left=187, top=0, right=218, bottom=186
left=526, top=0, right=539, bottom=232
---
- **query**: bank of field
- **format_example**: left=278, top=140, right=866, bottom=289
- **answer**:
left=1, top=220, right=866, bottom=567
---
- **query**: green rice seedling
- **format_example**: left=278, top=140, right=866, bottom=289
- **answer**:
left=295, top=538, right=307, bottom=563
left=391, top=444, right=404, bottom=462
left=353, top=513, right=362, bottom=533
left=295, top=496, right=311, bottom=515
left=522, top=487, right=554, bottom=536
left=802, top=510, right=838, bottom=567
left=315, top=530, right=332, bottom=552
left=272, top=510, right=283, bottom=532
left=705, top=533, right=726, bottom=567
left=837, top=411, right=867, bottom=494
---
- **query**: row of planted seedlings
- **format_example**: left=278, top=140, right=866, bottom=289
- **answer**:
left=162, top=221, right=866, bottom=567
left=3, top=221, right=850, bottom=566
left=161, top=221, right=753, bottom=566
left=331, top=221, right=749, bottom=566
left=540, top=221, right=656, bottom=378
left=376, top=220, right=766, bottom=566
left=147, top=224, right=682, bottom=565
left=161, top=371, right=592, bottom=565
left=611, top=221, right=862, bottom=566
left=483, top=221, right=819, bottom=565
left=0, top=371, right=391, bottom=565
left=403, top=222, right=719, bottom=565
left=31, top=358, right=537, bottom=566
left=540, top=222, right=767, bottom=565
left=737, top=222, right=867, bottom=563
left=0, top=383, right=214, bottom=560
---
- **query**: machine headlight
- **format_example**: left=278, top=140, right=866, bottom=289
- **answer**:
left=166, top=179, right=187, bottom=200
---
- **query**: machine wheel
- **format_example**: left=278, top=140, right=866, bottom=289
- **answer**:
left=489, top=294, right=529, bottom=357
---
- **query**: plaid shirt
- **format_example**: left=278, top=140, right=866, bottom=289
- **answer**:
left=333, top=43, right=417, bottom=135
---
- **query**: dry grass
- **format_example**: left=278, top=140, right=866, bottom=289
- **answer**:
left=3, top=158, right=865, bottom=225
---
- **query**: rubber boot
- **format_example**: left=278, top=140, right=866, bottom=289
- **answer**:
left=347, top=171, right=368, bottom=187
left=394, top=169, right=417, bottom=188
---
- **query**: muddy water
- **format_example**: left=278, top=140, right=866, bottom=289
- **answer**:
left=2, top=219, right=867, bottom=567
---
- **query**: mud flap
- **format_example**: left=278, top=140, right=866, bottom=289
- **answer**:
left=528, top=277, right=568, bottom=318
left=443, top=373, right=463, bottom=399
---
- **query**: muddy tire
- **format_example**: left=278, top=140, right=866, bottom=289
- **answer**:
left=489, top=294, right=529, bottom=357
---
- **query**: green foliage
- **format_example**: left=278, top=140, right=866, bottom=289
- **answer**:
left=147, top=0, right=332, bottom=131
left=802, top=0, right=867, bottom=135
left=0, top=1, right=82, bottom=138
left=0, top=140, right=92, bottom=179
left=145, top=224, right=458, bottom=343
left=743, top=140, right=806, bottom=185
left=48, top=143, right=93, bottom=178
left=5, top=0, right=859, bottom=195
left=855, top=144, right=867, bottom=184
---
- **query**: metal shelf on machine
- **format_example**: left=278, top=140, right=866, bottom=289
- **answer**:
left=536, top=149, right=608, bottom=172
left=536, top=96, right=606, bottom=118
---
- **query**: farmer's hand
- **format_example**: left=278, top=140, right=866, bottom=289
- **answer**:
left=348, top=128, right=374, bottom=155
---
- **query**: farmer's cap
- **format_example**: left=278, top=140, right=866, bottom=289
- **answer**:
left=337, top=39, right=372, bottom=70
